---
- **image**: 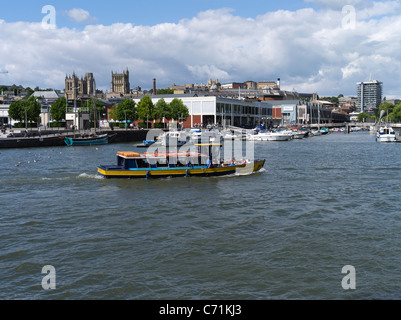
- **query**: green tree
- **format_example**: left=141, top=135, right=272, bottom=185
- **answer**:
left=108, top=105, right=118, bottom=121
left=25, top=87, right=34, bottom=96
left=169, top=98, right=189, bottom=122
left=116, top=99, right=137, bottom=122
left=156, top=88, right=174, bottom=95
left=154, top=98, right=172, bottom=122
left=330, top=96, right=339, bottom=104
left=50, top=97, right=67, bottom=122
left=137, top=95, right=155, bottom=123
left=389, top=103, right=401, bottom=123
left=26, top=96, right=41, bottom=123
left=8, top=100, right=25, bottom=122
left=358, top=112, right=371, bottom=122
left=82, top=99, right=106, bottom=121
left=9, top=97, right=41, bottom=125
left=378, top=101, right=395, bottom=115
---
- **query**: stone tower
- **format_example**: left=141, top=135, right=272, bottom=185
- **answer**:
left=111, top=68, right=130, bottom=95
left=65, top=72, right=95, bottom=99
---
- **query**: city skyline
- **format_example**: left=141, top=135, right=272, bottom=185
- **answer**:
left=0, top=0, right=400, bottom=98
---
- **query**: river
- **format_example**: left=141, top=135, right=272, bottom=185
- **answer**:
left=1, top=131, right=401, bottom=299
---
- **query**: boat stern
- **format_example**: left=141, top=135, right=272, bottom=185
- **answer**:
left=235, top=159, right=265, bottom=175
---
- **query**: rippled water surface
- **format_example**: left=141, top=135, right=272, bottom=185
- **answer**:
left=2, top=132, right=401, bottom=299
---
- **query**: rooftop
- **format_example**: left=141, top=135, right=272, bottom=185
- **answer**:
left=32, top=90, right=61, bottom=100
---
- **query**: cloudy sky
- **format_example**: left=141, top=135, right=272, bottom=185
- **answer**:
left=0, top=0, right=400, bottom=98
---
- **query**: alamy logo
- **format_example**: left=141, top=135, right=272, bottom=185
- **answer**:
left=41, top=265, right=56, bottom=290
left=342, top=5, right=356, bottom=30
left=341, top=265, right=356, bottom=290
left=42, top=5, right=56, bottom=30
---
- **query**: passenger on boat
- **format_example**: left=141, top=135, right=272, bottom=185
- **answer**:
left=207, top=157, right=212, bottom=168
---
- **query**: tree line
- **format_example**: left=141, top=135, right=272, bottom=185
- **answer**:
left=358, top=101, right=401, bottom=123
left=108, top=96, right=189, bottom=125
left=8, top=95, right=189, bottom=128
left=9, top=95, right=188, bottom=127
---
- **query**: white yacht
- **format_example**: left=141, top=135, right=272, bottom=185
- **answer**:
left=266, top=131, right=292, bottom=141
left=376, top=125, right=396, bottom=143
left=221, top=130, right=242, bottom=140
left=158, top=131, right=190, bottom=146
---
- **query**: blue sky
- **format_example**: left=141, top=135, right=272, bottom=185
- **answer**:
left=1, top=0, right=316, bottom=27
left=1, top=0, right=400, bottom=97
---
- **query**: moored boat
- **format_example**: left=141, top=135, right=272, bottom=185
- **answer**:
left=64, top=133, right=109, bottom=146
left=246, top=131, right=271, bottom=141
left=158, top=131, right=190, bottom=146
left=292, top=131, right=305, bottom=139
left=97, top=143, right=265, bottom=179
left=376, top=125, right=396, bottom=142
left=266, top=130, right=293, bottom=141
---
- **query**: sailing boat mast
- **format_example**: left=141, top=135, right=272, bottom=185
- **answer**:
left=93, top=80, right=96, bottom=134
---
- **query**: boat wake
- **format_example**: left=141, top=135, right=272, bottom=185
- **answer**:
left=77, top=173, right=105, bottom=180
left=41, top=177, right=71, bottom=181
left=235, top=167, right=267, bottom=176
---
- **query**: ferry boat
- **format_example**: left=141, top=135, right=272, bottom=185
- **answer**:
left=97, top=143, right=265, bottom=179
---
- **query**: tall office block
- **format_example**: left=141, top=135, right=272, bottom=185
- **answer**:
left=357, top=80, right=382, bottom=114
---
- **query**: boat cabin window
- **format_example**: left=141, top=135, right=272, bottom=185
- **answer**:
left=197, top=145, right=221, bottom=165
left=125, top=159, right=138, bottom=169
left=117, top=156, right=124, bottom=167
left=136, top=158, right=149, bottom=168
left=157, top=158, right=168, bottom=167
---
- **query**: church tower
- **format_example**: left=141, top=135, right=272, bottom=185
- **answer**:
left=111, top=68, right=130, bottom=95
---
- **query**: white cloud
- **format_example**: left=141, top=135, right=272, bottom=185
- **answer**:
left=186, top=65, right=230, bottom=82
left=66, top=8, right=97, bottom=23
left=305, top=0, right=363, bottom=10
left=1, top=3, right=401, bottom=97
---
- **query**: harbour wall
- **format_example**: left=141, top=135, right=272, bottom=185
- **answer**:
left=0, top=129, right=152, bottom=149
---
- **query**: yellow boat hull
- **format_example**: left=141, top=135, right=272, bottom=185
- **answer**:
left=97, top=160, right=265, bottom=179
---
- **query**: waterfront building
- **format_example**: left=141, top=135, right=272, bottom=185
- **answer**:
left=130, top=93, right=339, bottom=129
left=271, top=100, right=335, bottom=127
left=357, top=80, right=382, bottom=114
left=65, top=72, right=95, bottom=100
left=111, top=68, right=130, bottom=95
left=0, top=101, right=12, bottom=126
left=132, top=94, right=272, bottom=128
left=32, top=90, right=63, bottom=127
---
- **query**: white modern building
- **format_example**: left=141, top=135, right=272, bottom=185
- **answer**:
left=357, top=80, right=383, bottom=114
left=133, top=94, right=273, bottom=128
left=132, top=93, right=342, bottom=128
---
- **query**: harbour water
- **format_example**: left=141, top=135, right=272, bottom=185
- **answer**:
left=2, top=131, right=401, bottom=300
